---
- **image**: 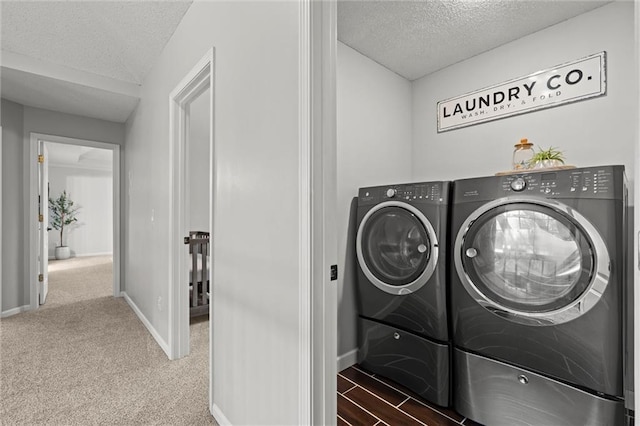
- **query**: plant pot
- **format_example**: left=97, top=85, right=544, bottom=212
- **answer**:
left=55, top=246, right=71, bottom=260
left=531, top=159, right=564, bottom=169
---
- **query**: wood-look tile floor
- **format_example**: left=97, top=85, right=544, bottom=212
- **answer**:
left=338, top=364, right=482, bottom=426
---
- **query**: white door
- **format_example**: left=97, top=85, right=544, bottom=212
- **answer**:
left=38, top=141, right=49, bottom=304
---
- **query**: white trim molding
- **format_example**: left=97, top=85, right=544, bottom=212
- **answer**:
left=633, top=0, right=640, bottom=416
left=298, top=0, right=312, bottom=423
left=304, top=1, right=339, bottom=424
left=122, top=291, right=170, bottom=356
left=74, top=252, right=115, bottom=258
left=337, top=349, right=359, bottom=373
left=211, top=404, right=232, bottom=426
left=0, top=125, right=2, bottom=315
left=167, top=48, right=214, bottom=362
left=1, top=305, right=31, bottom=318
left=168, top=48, right=215, bottom=416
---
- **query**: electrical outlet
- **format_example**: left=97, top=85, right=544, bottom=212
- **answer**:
left=157, top=296, right=162, bottom=311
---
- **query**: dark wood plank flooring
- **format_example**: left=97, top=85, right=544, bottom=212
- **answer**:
left=337, top=364, right=482, bottom=426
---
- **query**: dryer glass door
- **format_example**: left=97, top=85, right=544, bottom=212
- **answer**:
left=461, top=203, right=595, bottom=316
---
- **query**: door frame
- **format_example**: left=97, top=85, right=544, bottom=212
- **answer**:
left=38, top=141, right=50, bottom=304
left=308, top=0, right=338, bottom=423
left=625, top=0, right=640, bottom=411
left=167, top=48, right=214, bottom=362
left=634, top=0, right=640, bottom=414
left=0, top=126, right=3, bottom=314
left=27, top=132, right=122, bottom=309
left=167, top=47, right=214, bottom=413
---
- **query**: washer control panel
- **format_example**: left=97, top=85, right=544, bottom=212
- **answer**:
left=388, top=183, right=442, bottom=202
left=359, top=181, right=448, bottom=205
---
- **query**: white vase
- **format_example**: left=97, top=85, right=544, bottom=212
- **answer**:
left=531, top=159, right=564, bottom=169
left=55, top=246, right=71, bottom=260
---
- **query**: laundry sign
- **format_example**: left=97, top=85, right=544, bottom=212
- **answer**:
left=437, top=52, right=606, bottom=132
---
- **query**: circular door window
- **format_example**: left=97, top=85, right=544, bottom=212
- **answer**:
left=454, top=197, right=609, bottom=326
left=357, top=201, right=438, bottom=295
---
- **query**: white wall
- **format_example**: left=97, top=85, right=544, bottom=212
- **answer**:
left=336, top=42, right=413, bottom=361
left=0, top=100, right=124, bottom=314
left=48, top=165, right=113, bottom=258
left=188, top=87, right=210, bottom=233
left=412, top=2, right=636, bottom=186
left=124, top=2, right=305, bottom=424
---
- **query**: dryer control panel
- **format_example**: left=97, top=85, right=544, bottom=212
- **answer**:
left=359, top=181, right=448, bottom=205
left=454, top=165, right=625, bottom=203
left=497, top=166, right=624, bottom=200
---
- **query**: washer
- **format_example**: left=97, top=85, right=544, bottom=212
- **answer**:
left=450, top=165, right=628, bottom=425
left=355, top=181, right=450, bottom=406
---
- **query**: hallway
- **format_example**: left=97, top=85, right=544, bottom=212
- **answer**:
left=0, top=260, right=213, bottom=425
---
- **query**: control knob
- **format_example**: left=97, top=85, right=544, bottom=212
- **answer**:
left=510, top=178, right=526, bottom=192
left=386, top=188, right=397, bottom=198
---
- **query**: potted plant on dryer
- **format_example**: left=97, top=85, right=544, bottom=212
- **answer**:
left=528, top=146, right=566, bottom=169
left=49, top=190, right=79, bottom=260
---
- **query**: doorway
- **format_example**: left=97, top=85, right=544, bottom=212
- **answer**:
left=168, top=49, right=213, bottom=359
left=168, top=48, right=214, bottom=415
left=28, top=133, right=121, bottom=310
left=44, top=141, right=115, bottom=307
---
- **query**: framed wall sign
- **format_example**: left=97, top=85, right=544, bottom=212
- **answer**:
left=437, top=52, right=606, bottom=132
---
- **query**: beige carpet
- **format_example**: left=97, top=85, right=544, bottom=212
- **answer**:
left=0, top=256, right=215, bottom=425
left=43, top=255, right=114, bottom=308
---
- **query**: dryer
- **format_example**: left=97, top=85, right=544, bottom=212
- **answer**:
left=450, top=165, right=628, bottom=425
left=355, top=181, right=450, bottom=406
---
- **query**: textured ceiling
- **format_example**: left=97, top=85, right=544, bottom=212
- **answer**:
left=1, top=0, right=193, bottom=84
left=0, top=0, right=614, bottom=124
left=338, top=0, right=612, bottom=81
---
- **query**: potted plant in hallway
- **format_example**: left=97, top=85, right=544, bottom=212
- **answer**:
left=49, top=190, right=79, bottom=260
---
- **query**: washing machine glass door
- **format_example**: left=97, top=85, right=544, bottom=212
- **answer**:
left=455, top=198, right=610, bottom=326
left=357, top=201, right=439, bottom=295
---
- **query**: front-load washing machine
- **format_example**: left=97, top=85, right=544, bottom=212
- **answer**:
left=355, top=181, right=450, bottom=406
left=450, top=165, right=628, bottom=425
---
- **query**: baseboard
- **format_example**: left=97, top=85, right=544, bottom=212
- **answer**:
left=122, top=291, right=171, bottom=358
left=76, top=252, right=114, bottom=258
left=211, top=403, right=232, bottom=426
left=48, top=252, right=113, bottom=260
left=337, top=348, right=358, bottom=372
left=1, top=304, right=31, bottom=318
